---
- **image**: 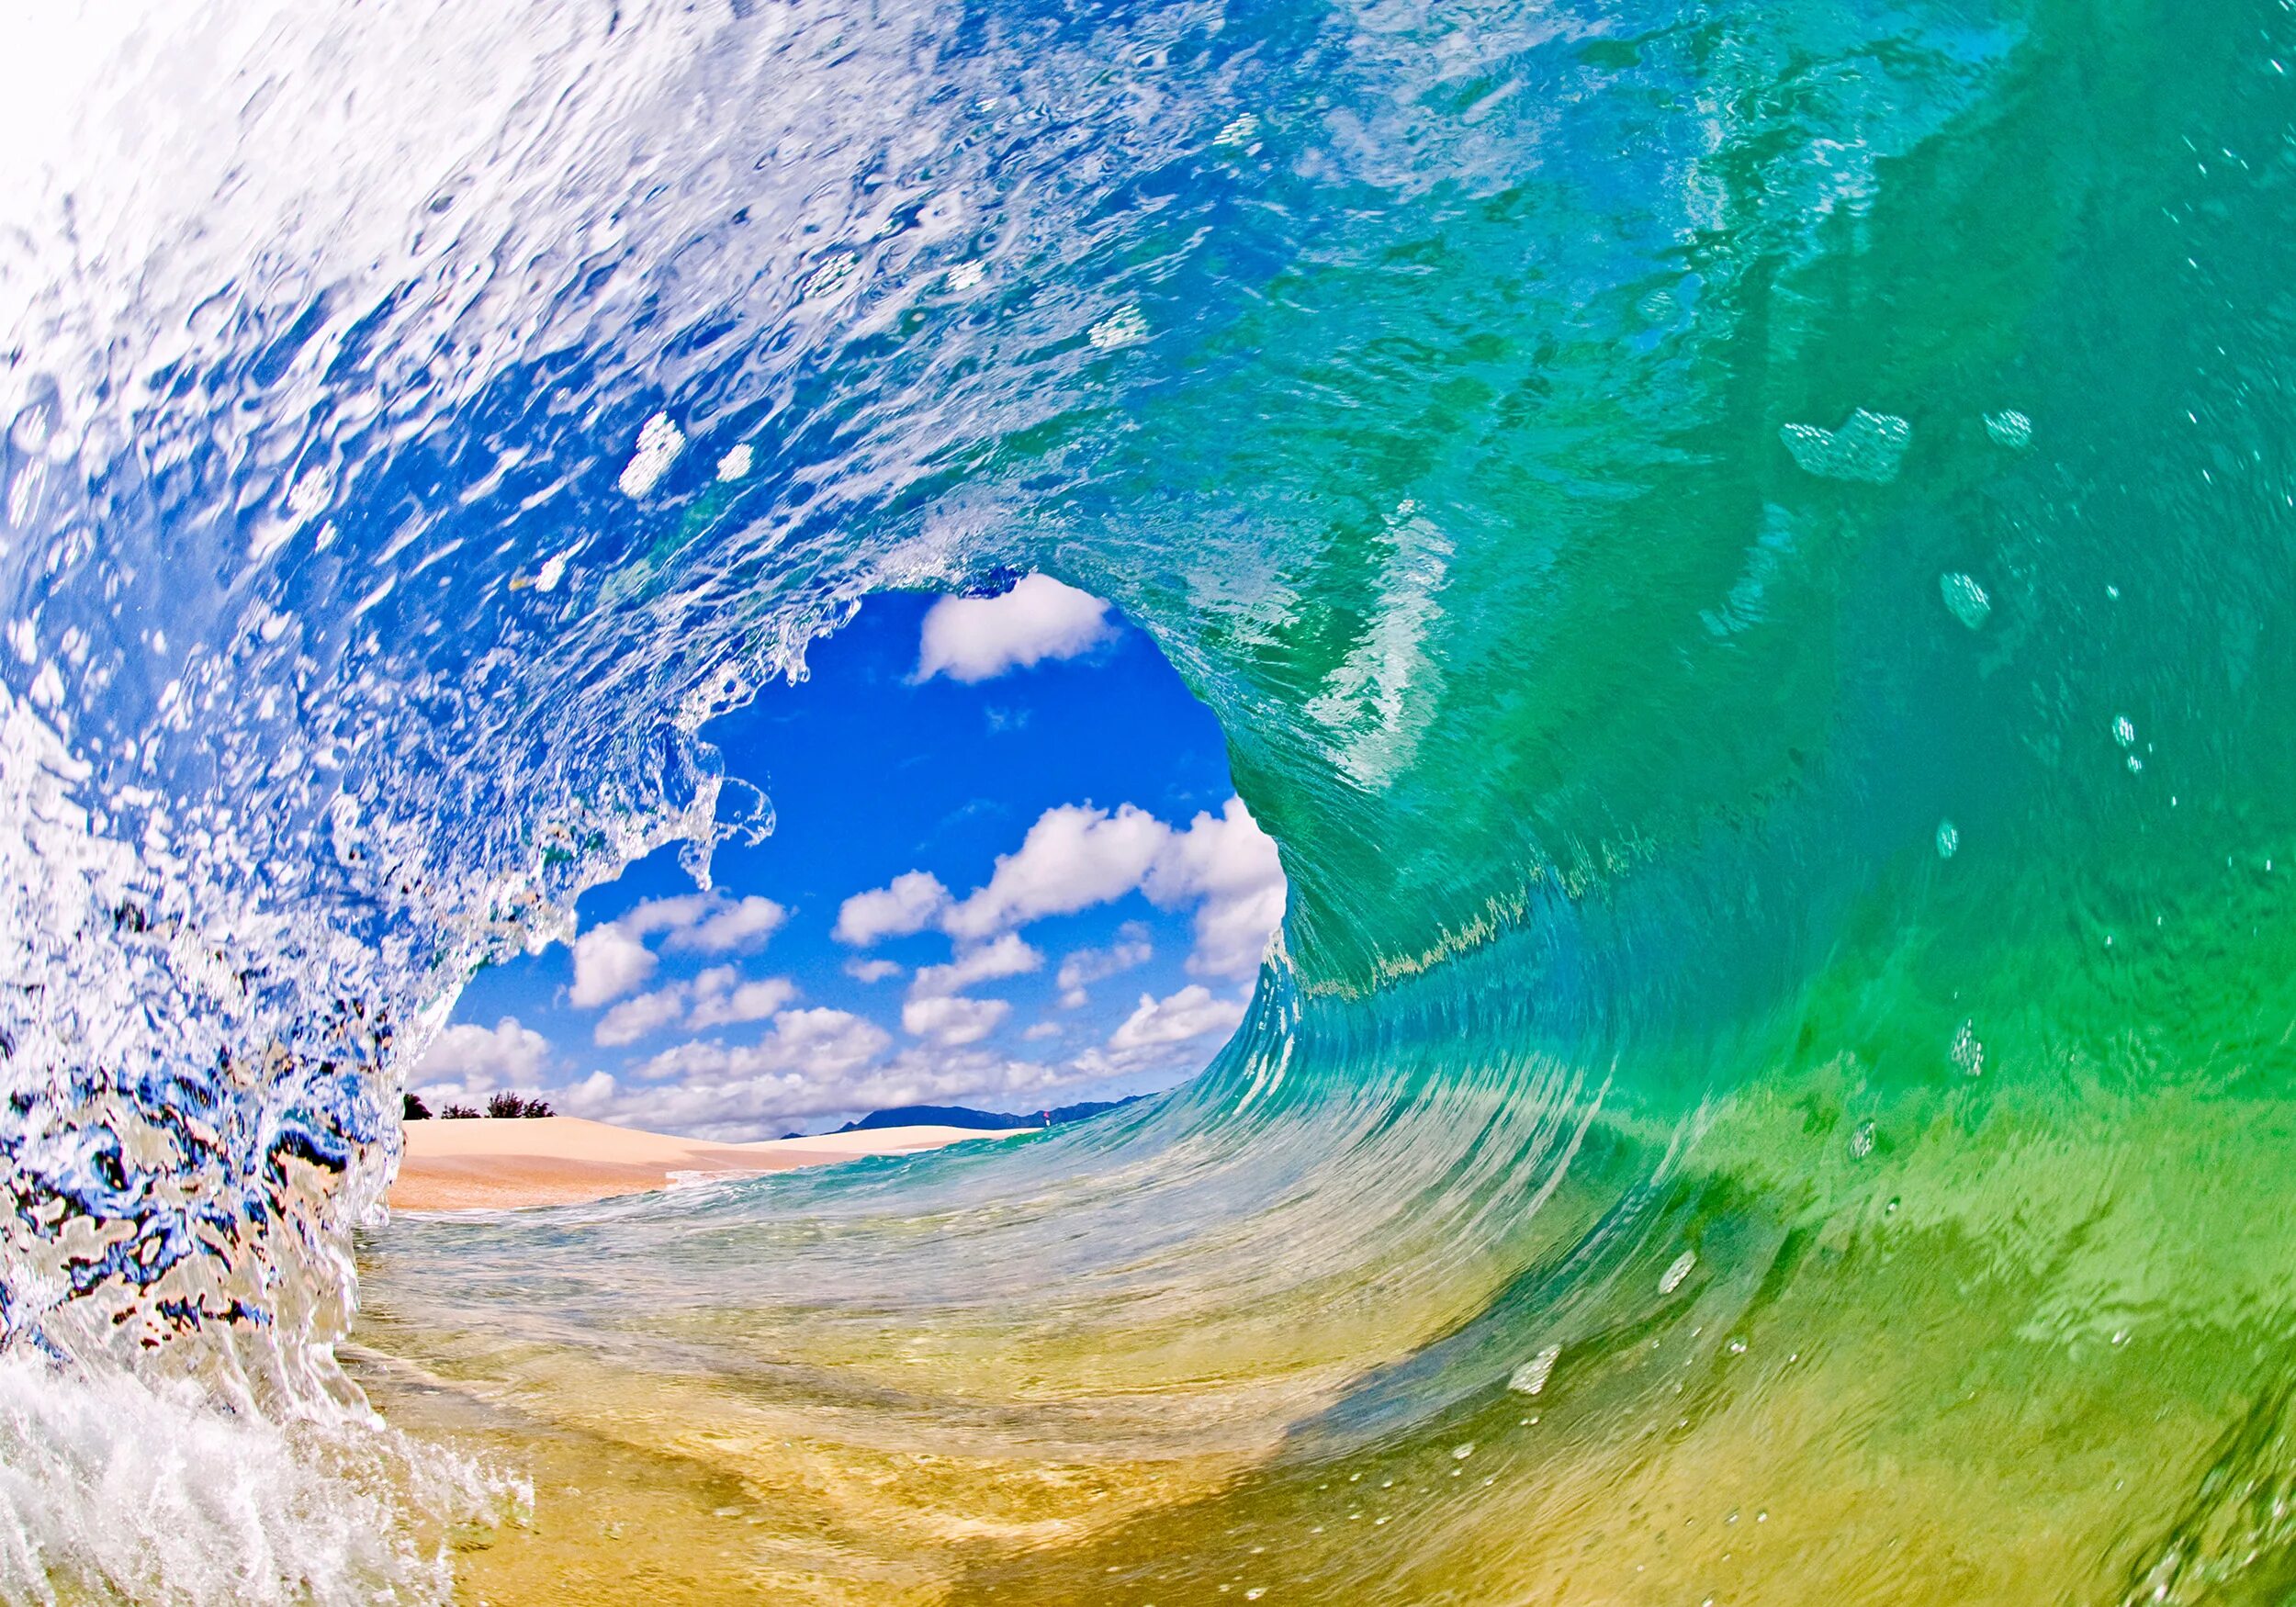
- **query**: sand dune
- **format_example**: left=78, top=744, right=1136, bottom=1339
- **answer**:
left=388, top=1114, right=1030, bottom=1211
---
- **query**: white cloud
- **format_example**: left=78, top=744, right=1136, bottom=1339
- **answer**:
left=415, top=1017, right=550, bottom=1093
left=570, top=924, right=657, bottom=1007
left=844, top=957, right=903, bottom=983
left=1109, top=984, right=1247, bottom=1053
left=1143, top=797, right=1288, bottom=979
left=687, top=967, right=798, bottom=1029
left=1022, top=1021, right=1064, bottom=1042
left=909, top=932, right=1042, bottom=999
left=834, top=870, right=951, bottom=947
left=902, top=994, right=1012, bottom=1047
left=618, top=893, right=714, bottom=938
left=1054, top=922, right=1153, bottom=1007
left=621, top=892, right=787, bottom=954
left=636, top=1008, right=892, bottom=1084
left=595, top=984, right=692, bottom=1048
left=674, top=894, right=788, bottom=954
left=572, top=893, right=788, bottom=1011
left=944, top=803, right=1169, bottom=941
left=915, top=574, right=1116, bottom=684
left=933, top=796, right=1285, bottom=978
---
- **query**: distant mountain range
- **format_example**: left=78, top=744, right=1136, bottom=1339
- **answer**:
left=834, top=1096, right=1144, bottom=1135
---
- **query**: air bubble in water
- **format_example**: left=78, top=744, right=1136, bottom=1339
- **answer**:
left=1951, top=1018, right=1985, bottom=1077
left=1778, top=410, right=1911, bottom=483
left=1936, top=820, right=1959, bottom=859
left=1660, top=1251, right=1698, bottom=1294
left=805, top=252, right=860, bottom=300
left=2113, top=715, right=2137, bottom=747
left=1089, top=305, right=1149, bottom=349
left=1983, top=409, right=2033, bottom=448
left=1940, top=572, right=1991, bottom=630
left=1509, top=1344, right=1562, bottom=1395
left=619, top=413, right=684, bottom=498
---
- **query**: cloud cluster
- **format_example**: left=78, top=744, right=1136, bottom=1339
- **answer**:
left=572, top=892, right=787, bottom=1007
left=1109, top=984, right=1245, bottom=1052
left=830, top=870, right=949, bottom=947
left=596, top=968, right=798, bottom=1046
left=915, top=574, right=1115, bottom=684
left=835, top=796, right=1284, bottom=981
left=411, top=1017, right=551, bottom=1100
left=559, top=1034, right=1116, bottom=1143
left=1055, top=923, right=1153, bottom=1008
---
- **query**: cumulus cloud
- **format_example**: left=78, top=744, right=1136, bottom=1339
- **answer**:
left=915, top=574, right=1116, bottom=684
left=636, top=1007, right=893, bottom=1084
left=835, top=798, right=1285, bottom=978
left=595, top=985, right=692, bottom=1048
left=593, top=969, right=797, bottom=1046
left=1143, top=797, right=1289, bottom=979
left=575, top=1039, right=1085, bottom=1142
left=1055, top=922, right=1154, bottom=1007
left=1108, top=984, right=1247, bottom=1053
left=909, top=932, right=1042, bottom=999
left=834, top=870, right=951, bottom=947
left=844, top=958, right=903, bottom=983
left=902, top=994, right=1012, bottom=1047
left=674, top=895, right=788, bottom=954
left=570, top=924, right=657, bottom=1007
left=414, top=1017, right=551, bottom=1094
left=1022, top=1021, right=1064, bottom=1042
left=618, top=892, right=787, bottom=953
left=943, top=804, right=1170, bottom=941
left=686, top=968, right=798, bottom=1029
left=571, top=892, right=789, bottom=1008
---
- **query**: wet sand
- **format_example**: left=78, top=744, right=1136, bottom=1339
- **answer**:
left=388, top=1115, right=1030, bottom=1211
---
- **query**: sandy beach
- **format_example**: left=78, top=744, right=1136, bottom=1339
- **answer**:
left=388, top=1115, right=1030, bottom=1211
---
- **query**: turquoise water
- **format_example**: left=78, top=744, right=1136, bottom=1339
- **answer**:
left=8, top=0, right=2296, bottom=1599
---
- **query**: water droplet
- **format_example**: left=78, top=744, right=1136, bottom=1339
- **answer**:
left=1451, top=1443, right=1475, bottom=1460
left=1660, top=1250, right=1698, bottom=1294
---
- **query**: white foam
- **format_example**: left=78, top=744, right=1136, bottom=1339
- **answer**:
left=0, top=1356, right=519, bottom=1607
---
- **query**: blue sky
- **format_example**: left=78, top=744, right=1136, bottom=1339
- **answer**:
left=411, top=578, right=1284, bottom=1140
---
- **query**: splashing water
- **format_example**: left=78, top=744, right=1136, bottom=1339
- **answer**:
left=8, top=0, right=2296, bottom=1601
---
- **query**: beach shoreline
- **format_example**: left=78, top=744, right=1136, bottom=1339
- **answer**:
left=387, top=1114, right=1030, bottom=1212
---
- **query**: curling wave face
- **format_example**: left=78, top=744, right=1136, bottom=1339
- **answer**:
left=8, top=0, right=2296, bottom=1598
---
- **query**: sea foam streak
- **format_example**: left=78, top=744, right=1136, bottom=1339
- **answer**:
left=8, top=0, right=2296, bottom=1601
